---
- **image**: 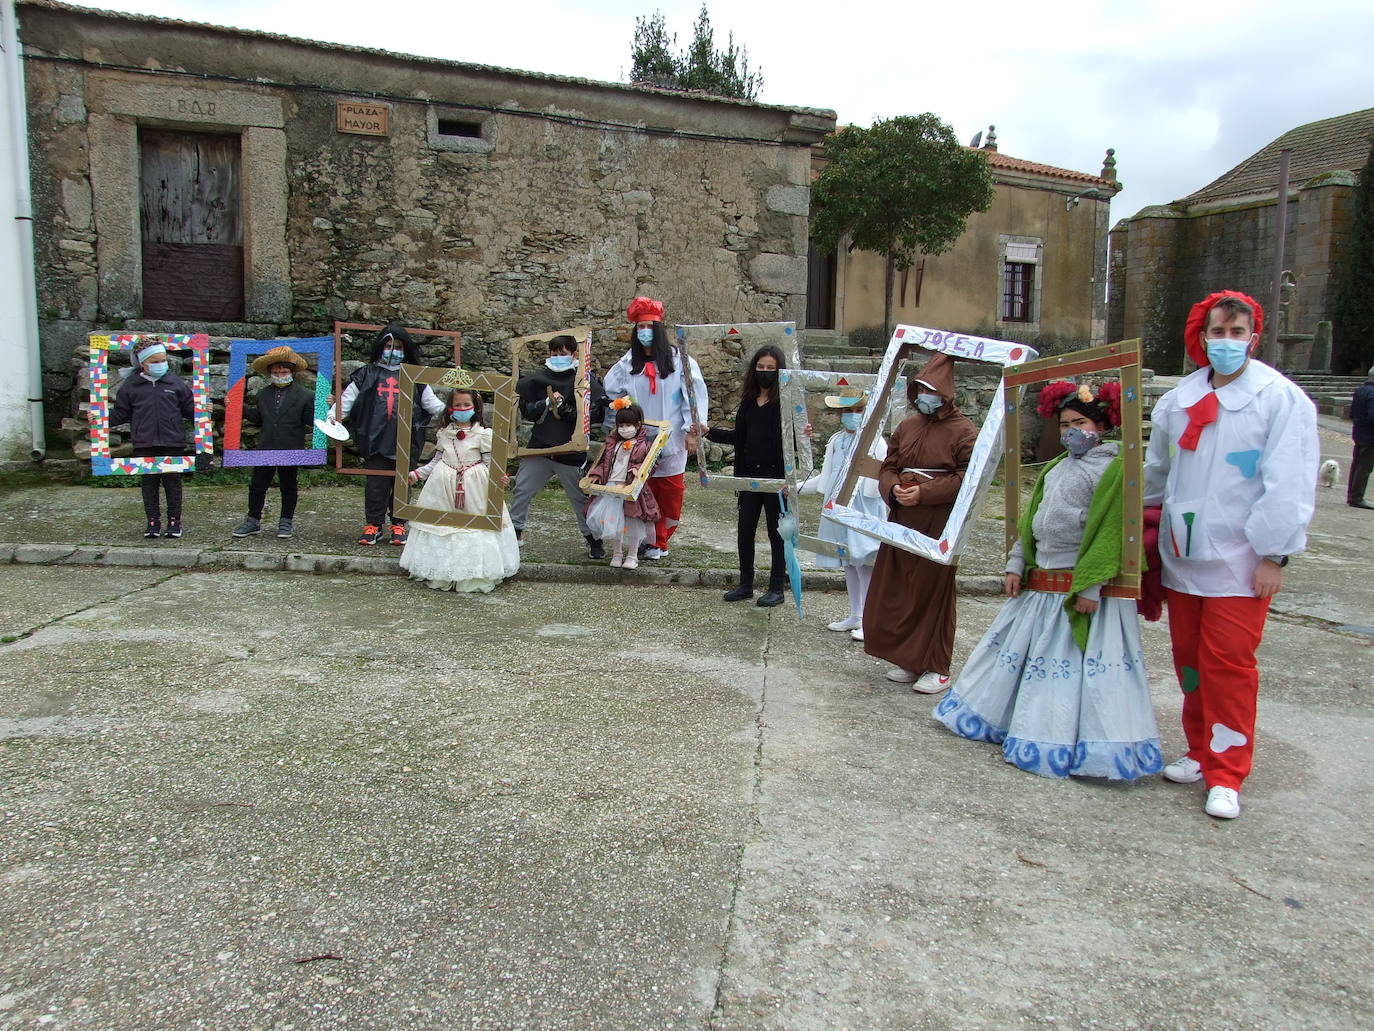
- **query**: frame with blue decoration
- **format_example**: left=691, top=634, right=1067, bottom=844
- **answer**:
left=221, top=336, right=333, bottom=467
left=1001, top=338, right=1144, bottom=597
left=675, top=322, right=815, bottom=493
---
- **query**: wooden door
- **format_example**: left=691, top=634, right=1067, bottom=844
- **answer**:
left=140, top=130, right=244, bottom=321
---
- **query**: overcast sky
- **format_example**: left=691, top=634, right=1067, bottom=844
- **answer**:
left=83, top=0, right=1374, bottom=220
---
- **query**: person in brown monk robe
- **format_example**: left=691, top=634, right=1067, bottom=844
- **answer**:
left=863, top=352, right=978, bottom=693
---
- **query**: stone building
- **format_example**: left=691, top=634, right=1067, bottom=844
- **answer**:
left=1107, top=107, right=1373, bottom=373
left=19, top=0, right=833, bottom=430
left=805, top=130, right=1121, bottom=352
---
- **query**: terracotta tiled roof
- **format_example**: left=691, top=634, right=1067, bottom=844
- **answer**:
left=978, top=149, right=1119, bottom=190
left=1186, top=107, right=1374, bottom=203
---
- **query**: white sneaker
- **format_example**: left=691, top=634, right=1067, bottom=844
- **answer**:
left=1204, top=786, right=1241, bottom=819
left=885, top=667, right=918, bottom=683
left=912, top=672, right=952, bottom=694
left=1162, top=756, right=1203, bottom=784
left=827, top=615, right=861, bottom=632
left=644, top=547, right=667, bottom=560
left=850, top=626, right=864, bottom=642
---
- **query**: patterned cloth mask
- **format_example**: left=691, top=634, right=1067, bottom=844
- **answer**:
left=1061, top=425, right=1100, bottom=457
left=270, top=373, right=293, bottom=387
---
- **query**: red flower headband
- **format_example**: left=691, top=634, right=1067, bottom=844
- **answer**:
left=1037, top=380, right=1122, bottom=427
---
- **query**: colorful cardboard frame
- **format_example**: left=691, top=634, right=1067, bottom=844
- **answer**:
left=825, top=325, right=1039, bottom=564
left=221, top=336, right=334, bottom=467
left=87, top=332, right=212, bottom=475
left=675, top=322, right=815, bottom=492
left=331, top=321, right=462, bottom=476
left=1001, top=338, right=1144, bottom=598
left=391, top=365, right=517, bottom=531
left=579, top=420, right=671, bottom=501
left=777, top=334, right=908, bottom=562
left=509, top=326, right=594, bottom=457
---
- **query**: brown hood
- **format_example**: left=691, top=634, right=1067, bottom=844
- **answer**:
left=913, top=353, right=957, bottom=402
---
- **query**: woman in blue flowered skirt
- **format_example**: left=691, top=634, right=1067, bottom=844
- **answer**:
left=933, top=381, right=1163, bottom=781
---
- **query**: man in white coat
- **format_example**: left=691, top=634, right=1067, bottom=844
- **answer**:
left=1144, top=290, right=1318, bottom=820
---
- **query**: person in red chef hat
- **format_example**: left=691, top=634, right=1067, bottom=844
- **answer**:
left=1144, top=290, right=1318, bottom=820
left=601, top=297, right=709, bottom=561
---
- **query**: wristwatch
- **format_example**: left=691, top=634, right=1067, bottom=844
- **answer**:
left=1264, top=554, right=1290, bottom=567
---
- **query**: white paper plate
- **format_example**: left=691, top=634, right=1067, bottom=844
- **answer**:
left=314, top=417, right=350, bottom=442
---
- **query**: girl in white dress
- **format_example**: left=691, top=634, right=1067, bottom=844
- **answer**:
left=399, top=390, right=520, bottom=593
left=798, top=388, right=888, bottom=641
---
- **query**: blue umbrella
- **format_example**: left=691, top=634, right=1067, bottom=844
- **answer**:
left=777, top=492, right=804, bottom=619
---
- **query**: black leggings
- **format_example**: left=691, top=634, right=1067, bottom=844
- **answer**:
left=134, top=447, right=183, bottom=524
left=363, top=454, right=401, bottom=527
left=737, top=491, right=784, bottom=589
left=247, top=465, right=299, bottom=520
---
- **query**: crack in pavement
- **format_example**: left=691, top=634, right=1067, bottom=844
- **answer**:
left=708, top=613, right=772, bottom=1029
left=0, top=568, right=189, bottom=646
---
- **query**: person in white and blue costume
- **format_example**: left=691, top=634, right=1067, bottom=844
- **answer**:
left=934, top=381, right=1163, bottom=781
left=799, top=387, right=888, bottom=641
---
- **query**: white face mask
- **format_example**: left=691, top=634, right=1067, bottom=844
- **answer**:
left=270, top=373, right=293, bottom=387
left=617, top=425, right=639, bottom=439
left=915, top=392, right=943, bottom=415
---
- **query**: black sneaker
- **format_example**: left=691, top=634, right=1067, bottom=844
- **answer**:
left=586, top=534, right=606, bottom=560
left=757, top=589, right=785, bottom=608
left=144, top=520, right=161, bottom=539
left=164, top=519, right=182, bottom=539
left=723, top=583, right=753, bottom=602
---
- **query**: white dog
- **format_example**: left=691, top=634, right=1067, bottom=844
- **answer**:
left=1319, top=458, right=1341, bottom=488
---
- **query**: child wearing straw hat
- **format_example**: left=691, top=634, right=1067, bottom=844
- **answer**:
left=232, top=345, right=314, bottom=539
left=799, top=387, right=889, bottom=640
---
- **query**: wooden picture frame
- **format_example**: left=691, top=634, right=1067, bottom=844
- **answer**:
left=391, top=365, right=517, bottom=531
left=221, top=336, right=333, bottom=467
left=824, top=325, right=1039, bottom=564
left=331, top=321, right=462, bottom=477
left=1001, top=338, right=1145, bottom=598
left=509, top=326, right=595, bottom=458
left=675, top=322, right=814, bottom=492
left=578, top=420, right=671, bottom=501
left=87, top=331, right=213, bottom=475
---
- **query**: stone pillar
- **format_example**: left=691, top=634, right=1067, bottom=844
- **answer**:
left=242, top=126, right=292, bottom=322
left=88, top=113, right=140, bottom=318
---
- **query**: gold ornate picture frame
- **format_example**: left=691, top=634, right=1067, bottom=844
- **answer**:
left=391, top=365, right=517, bottom=531
left=1001, top=339, right=1145, bottom=598
left=508, top=326, right=594, bottom=458
left=578, top=420, right=671, bottom=501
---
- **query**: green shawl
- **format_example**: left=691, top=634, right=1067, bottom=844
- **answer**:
left=1017, top=454, right=1125, bottom=651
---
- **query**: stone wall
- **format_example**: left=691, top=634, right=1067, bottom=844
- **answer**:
left=18, top=0, right=833, bottom=439
left=1109, top=173, right=1356, bottom=373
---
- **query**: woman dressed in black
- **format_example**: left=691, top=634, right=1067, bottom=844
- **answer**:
left=702, top=344, right=789, bottom=608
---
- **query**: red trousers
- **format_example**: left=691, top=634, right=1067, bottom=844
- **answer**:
left=1165, top=589, right=1271, bottom=791
left=647, top=473, right=685, bottom=550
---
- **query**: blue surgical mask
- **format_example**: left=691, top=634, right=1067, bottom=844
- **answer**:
left=636, top=327, right=655, bottom=346
left=915, top=392, right=942, bottom=415
left=840, top=412, right=863, bottom=431
left=546, top=355, right=576, bottom=372
left=451, top=409, right=475, bottom=423
left=1061, top=426, right=1100, bottom=457
left=380, top=349, right=404, bottom=369
left=145, top=362, right=169, bottom=380
left=1205, top=337, right=1251, bottom=377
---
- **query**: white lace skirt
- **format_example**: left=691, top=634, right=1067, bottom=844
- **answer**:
left=398, top=460, right=520, bottom=593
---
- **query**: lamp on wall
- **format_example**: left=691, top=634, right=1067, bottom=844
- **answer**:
left=1066, top=187, right=1101, bottom=211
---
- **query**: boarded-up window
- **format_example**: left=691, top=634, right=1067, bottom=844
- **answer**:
left=140, top=130, right=244, bottom=321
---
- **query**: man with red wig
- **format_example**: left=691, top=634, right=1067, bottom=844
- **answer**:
left=1143, top=291, right=1318, bottom=819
